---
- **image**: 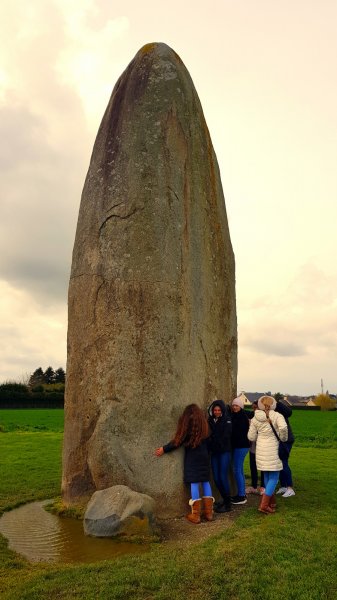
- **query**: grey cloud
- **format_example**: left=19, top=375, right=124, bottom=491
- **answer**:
left=245, top=337, right=306, bottom=357
left=0, top=107, right=49, bottom=170
left=287, top=262, right=337, bottom=307
left=0, top=102, right=87, bottom=305
left=240, top=261, right=337, bottom=361
left=1, top=257, right=70, bottom=303
left=1, top=348, right=64, bottom=383
left=0, top=315, right=66, bottom=382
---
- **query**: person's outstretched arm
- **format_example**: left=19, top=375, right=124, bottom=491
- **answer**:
left=155, top=440, right=178, bottom=456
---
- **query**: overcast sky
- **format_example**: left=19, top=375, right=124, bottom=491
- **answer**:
left=1, top=0, right=336, bottom=395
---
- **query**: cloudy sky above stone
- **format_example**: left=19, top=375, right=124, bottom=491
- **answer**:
left=1, top=0, right=336, bottom=395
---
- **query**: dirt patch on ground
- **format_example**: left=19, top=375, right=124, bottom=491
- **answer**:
left=158, top=494, right=260, bottom=546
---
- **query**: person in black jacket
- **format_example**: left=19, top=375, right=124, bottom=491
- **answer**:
left=275, top=399, right=295, bottom=497
left=207, top=400, right=232, bottom=513
left=230, top=396, right=250, bottom=504
left=155, top=404, right=214, bottom=523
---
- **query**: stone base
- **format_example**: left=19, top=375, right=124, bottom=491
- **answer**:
left=84, top=485, right=158, bottom=539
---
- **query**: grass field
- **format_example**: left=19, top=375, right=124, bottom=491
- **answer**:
left=290, top=411, right=337, bottom=447
left=0, top=432, right=62, bottom=513
left=0, top=408, right=335, bottom=443
left=0, top=409, right=336, bottom=600
left=0, top=409, right=64, bottom=433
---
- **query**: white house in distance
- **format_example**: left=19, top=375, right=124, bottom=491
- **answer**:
left=283, top=395, right=333, bottom=407
left=238, top=392, right=325, bottom=408
left=238, top=392, right=261, bottom=406
left=283, top=395, right=311, bottom=407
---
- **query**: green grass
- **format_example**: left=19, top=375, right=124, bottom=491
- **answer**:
left=0, top=432, right=62, bottom=514
left=290, top=410, right=337, bottom=447
left=0, top=409, right=64, bottom=432
left=0, top=410, right=337, bottom=599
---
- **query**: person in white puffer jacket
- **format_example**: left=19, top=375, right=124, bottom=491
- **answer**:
left=248, top=395, right=288, bottom=514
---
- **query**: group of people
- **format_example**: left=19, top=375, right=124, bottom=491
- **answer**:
left=155, top=395, right=295, bottom=523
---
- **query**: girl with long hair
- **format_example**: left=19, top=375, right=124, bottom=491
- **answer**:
left=155, top=403, right=214, bottom=523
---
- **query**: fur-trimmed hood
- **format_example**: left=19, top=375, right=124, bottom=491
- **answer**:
left=207, top=399, right=228, bottom=417
left=254, top=409, right=276, bottom=423
left=207, top=399, right=232, bottom=454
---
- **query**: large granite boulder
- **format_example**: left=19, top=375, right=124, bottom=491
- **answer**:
left=84, top=485, right=156, bottom=538
left=62, top=42, right=237, bottom=516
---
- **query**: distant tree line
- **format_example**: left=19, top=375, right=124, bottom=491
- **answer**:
left=28, top=366, right=65, bottom=387
left=0, top=366, right=66, bottom=408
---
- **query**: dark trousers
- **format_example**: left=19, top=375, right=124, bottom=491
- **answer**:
left=279, top=442, right=294, bottom=487
left=211, top=451, right=231, bottom=497
left=249, top=452, right=264, bottom=488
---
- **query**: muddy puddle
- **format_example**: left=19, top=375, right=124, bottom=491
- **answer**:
left=0, top=500, right=149, bottom=564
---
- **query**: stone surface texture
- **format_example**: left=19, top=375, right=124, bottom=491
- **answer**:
left=84, top=485, right=156, bottom=538
left=62, top=42, right=237, bottom=516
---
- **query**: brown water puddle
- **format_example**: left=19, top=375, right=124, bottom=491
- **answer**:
left=0, top=500, right=149, bottom=564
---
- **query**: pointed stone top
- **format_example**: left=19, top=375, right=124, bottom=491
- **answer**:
left=137, top=42, right=179, bottom=58
left=130, top=42, right=184, bottom=73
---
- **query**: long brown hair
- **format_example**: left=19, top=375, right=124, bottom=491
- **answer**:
left=172, top=404, right=209, bottom=449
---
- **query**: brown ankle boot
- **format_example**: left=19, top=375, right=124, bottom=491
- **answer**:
left=202, top=496, right=215, bottom=521
left=258, top=494, right=274, bottom=514
left=269, top=494, right=276, bottom=511
left=186, top=499, right=201, bottom=523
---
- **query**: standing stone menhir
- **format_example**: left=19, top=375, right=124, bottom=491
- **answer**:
left=62, top=42, right=237, bottom=517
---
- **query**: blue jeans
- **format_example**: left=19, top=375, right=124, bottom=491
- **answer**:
left=263, top=471, right=279, bottom=496
left=279, top=442, right=293, bottom=487
left=211, top=452, right=231, bottom=496
left=190, top=481, right=212, bottom=500
left=232, top=447, right=249, bottom=496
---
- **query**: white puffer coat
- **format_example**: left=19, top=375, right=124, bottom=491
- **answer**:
left=248, top=410, right=288, bottom=471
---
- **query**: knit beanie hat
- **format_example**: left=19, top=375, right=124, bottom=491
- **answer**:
left=258, top=395, right=276, bottom=411
left=232, top=396, right=244, bottom=409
